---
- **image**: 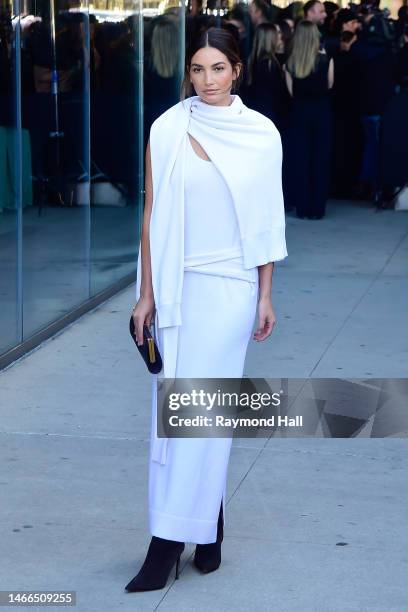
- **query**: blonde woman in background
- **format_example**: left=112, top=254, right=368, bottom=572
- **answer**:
left=144, top=15, right=181, bottom=143
left=245, top=23, right=290, bottom=134
left=284, top=20, right=334, bottom=219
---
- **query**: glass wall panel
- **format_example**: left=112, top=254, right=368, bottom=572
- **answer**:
left=0, top=0, right=186, bottom=362
left=21, top=0, right=90, bottom=337
left=89, top=0, right=143, bottom=295
left=89, top=0, right=185, bottom=296
left=0, top=0, right=20, bottom=354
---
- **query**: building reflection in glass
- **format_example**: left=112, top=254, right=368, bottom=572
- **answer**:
left=0, top=0, right=184, bottom=359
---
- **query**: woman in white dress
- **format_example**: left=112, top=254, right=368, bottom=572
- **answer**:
left=126, top=27, right=288, bottom=593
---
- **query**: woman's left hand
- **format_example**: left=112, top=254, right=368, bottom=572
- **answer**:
left=253, top=296, right=276, bottom=342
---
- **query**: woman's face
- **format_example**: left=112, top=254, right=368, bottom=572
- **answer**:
left=275, top=25, right=284, bottom=53
left=189, top=46, right=240, bottom=106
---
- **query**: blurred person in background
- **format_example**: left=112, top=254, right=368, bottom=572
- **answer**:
left=303, top=0, right=327, bottom=27
left=0, top=12, right=11, bottom=96
left=291, top=1, right=308, bottom=22
left=88, top=15, right=101, bottom=91
left=244, top=22, right=289, bottom=132
left=221, top=20, right=242, bottom=50
left=226, top=4, right=252, bottom=65
left=186, top=0, right=213, bottom=48
left=351, top=1, right=397, bottom=198
left=278, top=4, right=296, bottom=32
left=324, top=7, right=361, bottom=56
left=99, top=17, right=138, bottom=94
left=337, top=8, right=360, bottom=35
left=188, top=0, right=203, bottom=17
left=396, top=17, right=408, bottom=90
left=321, top=1, right=340, bottom=38
left=284, top=20, right=334, bottom=219
left=249, top=0, right=272, bottom=28
left=330, top=30, right=363, bottom=197
left=144, top=15, right=181, bottom=145
left=27, top=12, right=84, bottom=94
left=396, top=5, right=407, bottom=39
left=276, top=17, right=295, bottom=64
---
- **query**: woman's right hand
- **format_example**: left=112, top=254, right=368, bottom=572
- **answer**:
left=132, top=294, right=155, bottom=345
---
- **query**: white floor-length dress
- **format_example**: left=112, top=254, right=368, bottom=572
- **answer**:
left=148, top=131, right=259, bottom=544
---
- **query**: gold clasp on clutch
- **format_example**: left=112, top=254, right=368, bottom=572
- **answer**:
left=147, top=337, right=156, bottom=363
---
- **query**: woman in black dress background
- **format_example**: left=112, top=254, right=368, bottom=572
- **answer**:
left=244, top=23, right=289, bottom=134
left=284, top=20, right=334, bottom=219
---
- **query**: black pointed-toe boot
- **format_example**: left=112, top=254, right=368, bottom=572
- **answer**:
left=125, top=536, right=185, bottom=592
left=193, top=501, right=224, bottom=574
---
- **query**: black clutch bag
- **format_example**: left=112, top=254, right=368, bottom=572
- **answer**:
left=129, top=316, right=163, bottom=374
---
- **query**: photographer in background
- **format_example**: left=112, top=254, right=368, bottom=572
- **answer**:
left=324, top=7, right=362, bottom=57
left=350, top=0, right=397, bottom=198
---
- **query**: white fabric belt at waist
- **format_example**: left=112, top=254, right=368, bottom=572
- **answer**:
left=184, top=246, right=243, bottom=266
left=184, top=248, right=258, bottom=284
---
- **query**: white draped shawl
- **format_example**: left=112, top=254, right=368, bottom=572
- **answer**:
left=135, top=94, right=288, bottom=328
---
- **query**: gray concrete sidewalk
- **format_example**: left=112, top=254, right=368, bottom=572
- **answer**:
left=1, top=200, right=407, bottom=612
